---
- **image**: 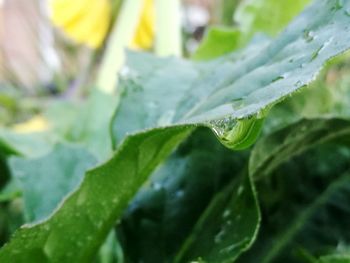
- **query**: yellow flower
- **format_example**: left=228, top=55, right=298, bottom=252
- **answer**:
left=50, top=0, right=154, bottom=50
left=13, top=116, right=49, bottom=133
left=50, top=0, right=112, bottom=48
left=130, top=0, right=155, bottom=50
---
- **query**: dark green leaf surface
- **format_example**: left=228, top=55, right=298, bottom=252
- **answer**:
left=318, top=254, right=350, bottom=263
left=239, top=119, right=350, bottom=263
left=175, top=172, right=259, bottom=263
left=250, top=118, right=350, bottom=179
left=118, top=128, right=252, bottom=263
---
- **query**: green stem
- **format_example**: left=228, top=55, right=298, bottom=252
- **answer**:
left=96, top=0, right=143, bottom=94
left=155, top=0, right=182, bottom=57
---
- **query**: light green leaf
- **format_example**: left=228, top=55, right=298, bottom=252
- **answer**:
left=9, top=144, right=97, bottom=223
left=235, top=0, right=311, bottom=41
left=44, top=90, right=118, bottom=161
left=0, top=130, right=54, bottom=158
left=192, top=27, right=242, bottom=61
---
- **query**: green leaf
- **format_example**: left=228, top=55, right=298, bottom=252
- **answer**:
left=0, top=129, right=54, bottom=158
left=113, top=0, right=350, bottom=151
left=0, top=126, right=193, bottom=262
left=175, top=171, right=259, bottom=263
left=235, top=0, right=311, bottom=41
left=239, top=118, right=350, bottom=263
left=3, top=0, right=350, bottom=261
left=192, top=27, right=242, bottom=61
left=0, top=180, right=21, bottom=203
left=318, top=254, right=350, bottom=263
left=250, top=118, right=350, bottom=179
left=118, top=128, right=253, bottom=263
left=9, top=144, right=97, bottom=223
left=263, top=54, right=350, bottom=133
left=44, top=90, right=118, bottom=161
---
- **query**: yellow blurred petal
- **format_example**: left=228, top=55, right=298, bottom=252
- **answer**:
left=13, top=116, right=49, bottom=134
left=50, top=0, right=89, bottom=28
left=130, top=0, right=155, bottom=50
left=50, top=0, right=111, bottom=48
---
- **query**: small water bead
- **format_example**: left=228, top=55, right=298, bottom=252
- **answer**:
left=270, top=76, right=284, bottom=83
left=175, top=189, right=185, bottom=198
left=237, top=185, right=245, bottom=196
left=294, top=80, right=303, bottom=87
left=214, top=229, right=226, bottom=244
left=345, top=9, right=350, bottom=16
left=222, top=209, right=231, bottom=219
left=151, top=182, right=163, bottom=191
left=303, top=30, right=315, bottom=43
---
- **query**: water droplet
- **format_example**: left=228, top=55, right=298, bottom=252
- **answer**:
left=294, top=80, right=303, bottom=86
left=210, top=117, right=237, bottom=138
left=310, top=37, right=333, bottom=61
left=303, top=30, right=315, bottom=43
left=214, top=229, right=226, bottom=244
left=237, top=185, right=244, bottom=196
left=175, top=190, right=185, bottom=198
left=345, top=9, right=350, bottom=16
left=219, top=243, right=240, bottom=254
left=271, top=76, right=284, bottom=83
left=152, top=182, right=162, bottom=191
left=222, top=209, right=231, bottom=219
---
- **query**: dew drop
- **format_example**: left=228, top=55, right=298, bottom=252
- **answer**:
left=271, top=76, right=284, bottom=83
left=175, top=189, right=185, bottom=198
left=222, top=209, right=231, bottom=219
left=219, top=243, right=240, bottom=254
left=214, top=229, right=226, bottom=244
left=310, top=37, right=333, bottom=61
left=237, top=185, right=244, bottom=196
left=303, top=30, right=315, bottom=43
left=152, top=182, right=163, bottom=191
left=295, top=80, right=303, bottom=86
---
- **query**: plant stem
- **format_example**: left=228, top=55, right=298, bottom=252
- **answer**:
left=96, top=0, right=143, bottom=94
left=155, top=0, right=182, bottom=57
